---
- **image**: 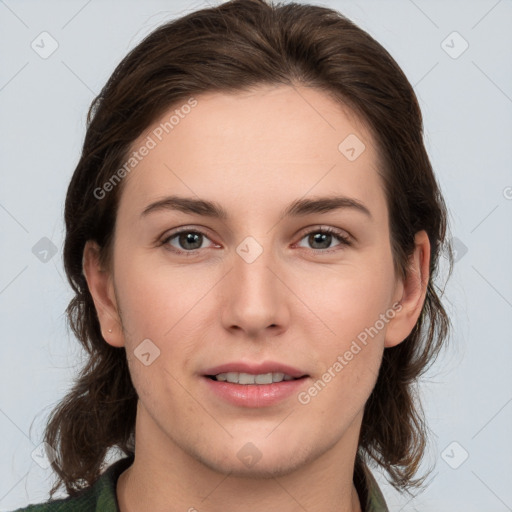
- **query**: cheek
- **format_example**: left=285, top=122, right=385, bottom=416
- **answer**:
left=113, top=256, right=216, bottom=394
left=114, top=251, right=213, bottom=339
left=294, top=257, right=396, bottom=340
left=297, top=277, right=386, bottom=420
left=290, top=257, right=394, bottom=405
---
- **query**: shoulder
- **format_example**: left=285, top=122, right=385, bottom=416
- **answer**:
left=11, top=490, right=101, bottom=512
left=11, top=455, right=134, bottom=512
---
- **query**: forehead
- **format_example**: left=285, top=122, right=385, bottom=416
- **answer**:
left=118, top=85, right=386, bottom=222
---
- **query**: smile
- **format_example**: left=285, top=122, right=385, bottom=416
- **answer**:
left=209, top=372, right=297, bottom=384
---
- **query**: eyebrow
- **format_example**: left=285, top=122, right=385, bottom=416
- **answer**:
left=141, top=194, right=372, bottom=220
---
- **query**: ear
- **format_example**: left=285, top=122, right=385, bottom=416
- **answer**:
left=384, top=230, right=430, bottom=348
left=82, top=240, right=125, bottom=348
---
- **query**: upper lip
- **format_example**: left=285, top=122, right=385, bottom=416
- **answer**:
left=203, top=361, right=308, bottom=379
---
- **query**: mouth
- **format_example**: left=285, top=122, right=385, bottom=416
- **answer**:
left=202, top=361, right=309, bottom=383
left=205, top=372, right=307, bottom=384
left=201, top=362, right=309, bottom=407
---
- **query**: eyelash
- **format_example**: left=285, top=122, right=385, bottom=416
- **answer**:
left=159, top=226, right=352, bottom=256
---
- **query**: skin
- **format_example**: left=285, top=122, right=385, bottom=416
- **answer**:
left=83, top=84, right=430, bottom=512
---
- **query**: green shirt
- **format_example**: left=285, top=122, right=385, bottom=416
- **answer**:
left=13, top=455, right=389, bottom=511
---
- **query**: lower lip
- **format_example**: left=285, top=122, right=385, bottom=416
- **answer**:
left=202, top=376, right=308, bottom=408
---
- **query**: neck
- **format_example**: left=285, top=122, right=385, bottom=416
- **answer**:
left=117, top=406, right=364, bottom=512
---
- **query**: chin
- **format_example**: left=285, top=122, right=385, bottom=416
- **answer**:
left=189, top=436, right=318, bottom=479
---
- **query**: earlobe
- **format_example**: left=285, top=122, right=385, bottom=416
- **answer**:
left=82, top=240, right=125, bottom=348
left=384, top=230, right=430, bottom=348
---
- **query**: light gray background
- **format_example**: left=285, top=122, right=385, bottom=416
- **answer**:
left=1, top=0, right=511, bottom=510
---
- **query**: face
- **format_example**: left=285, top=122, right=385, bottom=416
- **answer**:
left=91, top=84, right=413, bottom=477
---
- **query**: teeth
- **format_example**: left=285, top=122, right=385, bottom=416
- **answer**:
left=226, top=372, right=239, bottom=383
left=214, top=372, right=296, bottom=384
left=255, top=373, right=273, bottom=384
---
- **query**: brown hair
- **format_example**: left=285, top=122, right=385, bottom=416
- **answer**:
left=44, top=0, right=452, bottom=499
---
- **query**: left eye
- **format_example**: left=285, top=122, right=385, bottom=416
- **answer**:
left=296, top=228, right=351, bottom=251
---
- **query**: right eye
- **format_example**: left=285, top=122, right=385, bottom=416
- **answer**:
left=160, top=228, right=218, bottom=255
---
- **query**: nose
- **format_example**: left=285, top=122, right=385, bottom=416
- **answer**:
left=220, top=241, right=290, bottom=339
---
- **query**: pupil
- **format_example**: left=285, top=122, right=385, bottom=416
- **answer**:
left=310, top=233, right=331, bottom=249
left=180, top=232, right=202, bottom=250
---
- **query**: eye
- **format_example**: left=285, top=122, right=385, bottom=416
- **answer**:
left=161, top=228, right=217, bottom=254
left=296, top=227, right=351, bottom=253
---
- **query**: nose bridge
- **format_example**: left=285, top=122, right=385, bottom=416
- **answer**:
left=221, top=234, right=288, bottom=335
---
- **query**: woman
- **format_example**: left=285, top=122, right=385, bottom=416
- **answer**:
left=14, top=0, right=452, bottom=510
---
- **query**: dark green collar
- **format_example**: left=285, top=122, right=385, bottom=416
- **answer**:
left=15, top=454, right=388, bottom=511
